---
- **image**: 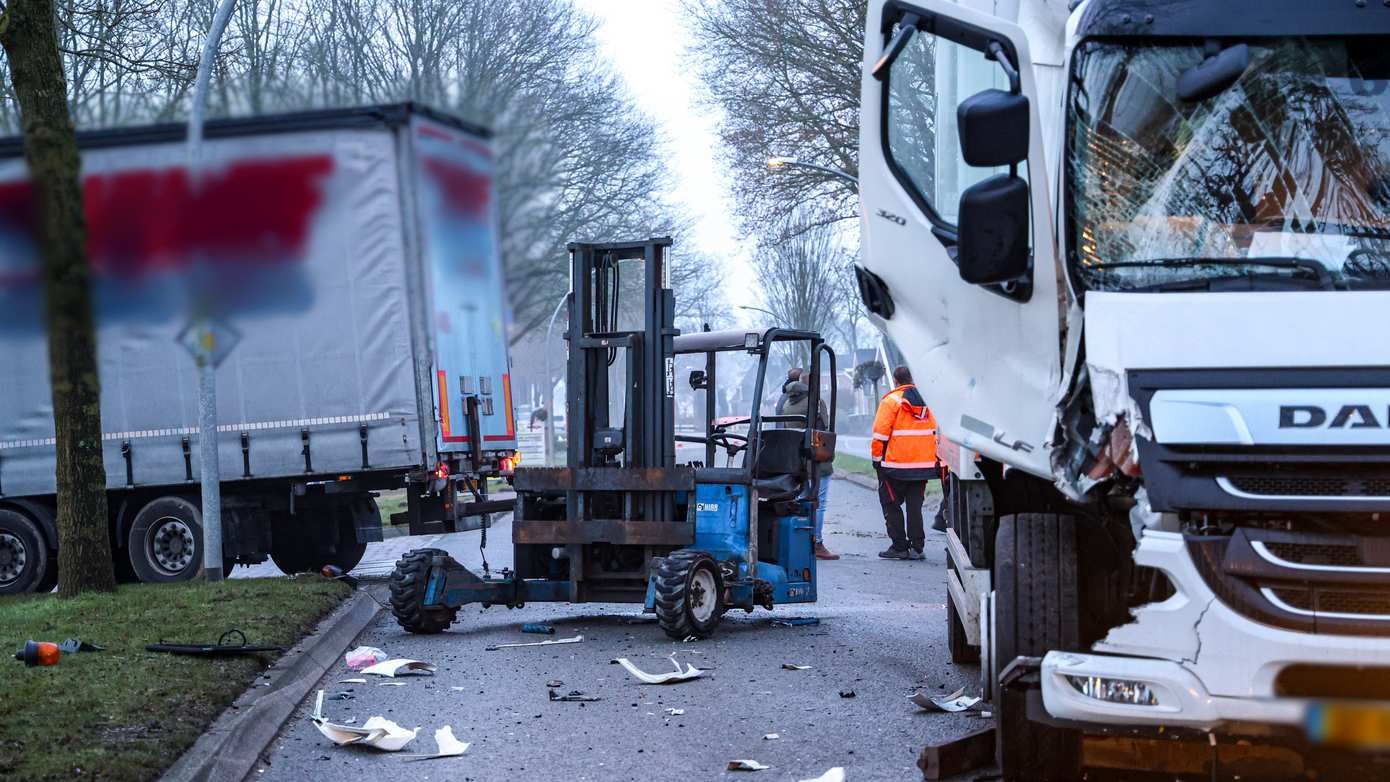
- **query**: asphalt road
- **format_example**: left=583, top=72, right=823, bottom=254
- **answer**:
left=248, top=479, right=986, bottom=781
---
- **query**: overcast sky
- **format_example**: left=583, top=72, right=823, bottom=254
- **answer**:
left=571, top=0, right=761, bottom=311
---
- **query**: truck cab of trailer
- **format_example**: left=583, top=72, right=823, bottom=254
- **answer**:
left=858, top=0, right=1390, bottom=776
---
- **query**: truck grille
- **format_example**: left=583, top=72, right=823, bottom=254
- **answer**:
left=1224, top=473, right=1390, bottom=499
left=1187, top=528, right=1390, bottom=637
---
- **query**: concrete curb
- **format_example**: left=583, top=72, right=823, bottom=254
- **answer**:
left=160, top=585, right=385, bottom=782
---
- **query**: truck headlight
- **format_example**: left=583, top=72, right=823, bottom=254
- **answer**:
left=1065, top=675, right=1160, bottom=706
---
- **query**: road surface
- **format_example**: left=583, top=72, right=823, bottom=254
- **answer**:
left=248, top=479, right=978, bottom=781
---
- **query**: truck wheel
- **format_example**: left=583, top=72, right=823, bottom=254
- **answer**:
left=994, top=513, right=1082, bottom=781
left=332, top=496, right=373, bottom=572
left=654, top=550, right=724, bottom=640
left=0, top=508, right=51, bottom=594
left=127, top=496, right=209, bottom=582
left=389, top=548, right=456, bottom=634
left=947, top=591, right=980, bottom=663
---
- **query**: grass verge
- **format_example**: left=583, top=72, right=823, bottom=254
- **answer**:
left=0, top=577, right=350, bottom=781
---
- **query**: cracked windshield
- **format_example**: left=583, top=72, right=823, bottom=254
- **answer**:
left=1069, top=38, right=1390, bottom=291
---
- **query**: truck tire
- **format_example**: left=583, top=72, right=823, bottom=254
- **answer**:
left=994, top=513, right=1082, bottom=782
left=0, top=508, right=52, bottom=594
left=389, top=548, right=457, bottom=634
left=127, top=496, right=216, bottom=582
left=271, top=499, right=370, bottom=575
left=654, top=550, right=724, bottom=640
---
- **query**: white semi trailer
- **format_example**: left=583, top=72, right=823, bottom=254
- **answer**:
left=0, top=104, right=517, bottom=593
left=857, top=0, right=1390, bottom=777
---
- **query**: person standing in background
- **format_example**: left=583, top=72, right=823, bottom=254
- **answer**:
left=782, top=373, right=838, bottom=560
left=871, top=365, right=940, bottom=560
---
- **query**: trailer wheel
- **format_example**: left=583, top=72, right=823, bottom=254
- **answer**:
left=993, top=513, right=1082, bottom=781
left=654, top=550, right=724, bottom=640
left=389, top=548, right=456, bottom=634
left=127, top=496, right=216, bottom=582
left=0, top=508, right=51, bottom=594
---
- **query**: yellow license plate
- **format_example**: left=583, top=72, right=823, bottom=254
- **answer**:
left=1307, top=701, right=1390, bottom=749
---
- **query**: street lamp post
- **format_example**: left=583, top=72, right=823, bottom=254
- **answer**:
left=738, top=304, right=779, bottom=321
left=765, top=157, right=858, bottom=190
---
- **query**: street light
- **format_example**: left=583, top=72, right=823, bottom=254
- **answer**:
left=765, top=157, right=858, bottom=190
left=738, top=304, right=779, bottom=320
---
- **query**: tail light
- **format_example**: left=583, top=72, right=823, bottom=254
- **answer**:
left=499, top=456, right=516, bottom=475
left=433, top=462, right=450, bottom=480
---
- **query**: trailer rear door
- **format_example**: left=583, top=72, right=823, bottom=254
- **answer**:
left=409, top=117, right=517, bottom=462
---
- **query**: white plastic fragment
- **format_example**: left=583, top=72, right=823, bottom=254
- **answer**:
left=378, top=682, right=408, bottom=687
left=338, top=678, right=367, bottom=684
left=910, top=686, right=981, bottom=712
left=310, top=690, right=418, bottom=752
left=344, top=646, right=389, bottom=670
left=728, top=759, right=770, bottom=771
left=613, top=656, right=704, bottom=684
left=664, top=708, right=685, bottom=716
left=400, top=725, right=470, bottom=761
left=798, top=768, right=846, bottom=782
left=763, top=733, right=780, bottom=740
left=485, top=635, right=584, bottom=651
left=361, top=659, right=437, bottom=677
left=781, top=663, right=812, bottom=671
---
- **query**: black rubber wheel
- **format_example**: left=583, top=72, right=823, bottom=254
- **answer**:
left=389, top=547, right=457, bottom=634
left=947, top=588, right=980, bottom=664
left=994, top=513, right=1082, bottom=781
left=127, top=496, right=208, bottom=583
left=0, top=508, right=51, bottom=594
left=332, top=496, right=373, bottom=572
left=269, top=538, right=315, bottom=575
left=654, top=550, right=725, bottom=640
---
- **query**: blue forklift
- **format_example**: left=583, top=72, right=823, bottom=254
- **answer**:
left=388, top=238, right=837, bottom=638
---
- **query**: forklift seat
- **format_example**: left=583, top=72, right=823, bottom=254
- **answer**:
left=751, top=428, right=806, bottom=502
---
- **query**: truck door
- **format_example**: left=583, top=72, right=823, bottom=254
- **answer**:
left=859, top=0, right=1062, bottom=479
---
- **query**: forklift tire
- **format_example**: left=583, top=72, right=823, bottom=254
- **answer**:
left=994, top=513, right=1082, bottom=782
left=389, top=548, right=457, bottom=634
left=654, top=550, right=724, bottom=640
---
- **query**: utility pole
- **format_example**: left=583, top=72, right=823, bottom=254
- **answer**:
left=187, top=0, right=237, bottom=582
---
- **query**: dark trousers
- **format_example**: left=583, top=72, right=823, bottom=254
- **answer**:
left=879, top=476, right=928, bottom=551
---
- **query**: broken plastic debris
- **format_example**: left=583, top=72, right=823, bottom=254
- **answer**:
left=400, top=725, right=470, bottom=761
left=782, top=663, right=812, bottom=671
left=338, top=678, right=367, bottom=684
left=771, top=617, right=820, bottom=627
left=612, top=656, right=704, bottom=685
left=838, top=690, right=856, bottom=698
left=361, top=659, right=437, bottom=677
left=311, top=690, right=417, bottom=752
left=521, top=623, right=555, bottom=635
left=728, top=759, right=771, bottom=771
left=798, top=768, right=846, bottom=782
left=665, top=708, right=685, bottom=716
left=910, top=686, right=981, bottom=712
left=378, top=682, right=408, bottom=687
left=546, top=679, right=565, bottom=688
left=344, top=646, right=389, bottom=670
left=549, top=689, right=601, bottom=702
left=763, top=733, right=780, bottom=740
left=449, top=686, right=467, bottom=691
left=58, top=639, right=104, bottom=653
left=485, top=635, right=583, bottom=651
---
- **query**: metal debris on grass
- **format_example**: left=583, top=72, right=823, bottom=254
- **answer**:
left=485, top=635, right=584, bottom=651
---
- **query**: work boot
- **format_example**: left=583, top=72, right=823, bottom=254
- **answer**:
left=908, top=547, right=926, bottom=561
left=878, top=546, right=910, bottom=560
left=931, top=505, right=948, bottom=532
left=814, top=542, right=840, bottom=560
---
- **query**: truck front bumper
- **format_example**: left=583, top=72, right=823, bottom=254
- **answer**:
left=1040, top=530, right=1390, bottom=732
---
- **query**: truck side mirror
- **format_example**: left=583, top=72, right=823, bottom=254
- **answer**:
left=957, top=175, right=1030, bottom=285
left=688, top=370, right=708, bottom=390
left=957, top=89, right=1028, bottom=167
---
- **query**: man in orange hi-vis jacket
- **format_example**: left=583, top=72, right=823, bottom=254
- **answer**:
left=871, top=365, right=939, bottom=560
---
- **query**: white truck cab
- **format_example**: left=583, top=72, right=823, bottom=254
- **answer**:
left=858, top=0, right=1390, bottom=777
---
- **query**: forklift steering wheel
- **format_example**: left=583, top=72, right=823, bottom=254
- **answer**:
left=709, top=431, right=748, bottom=457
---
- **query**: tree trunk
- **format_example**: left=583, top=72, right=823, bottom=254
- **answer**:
left=1, top=0, right=117, bottom=596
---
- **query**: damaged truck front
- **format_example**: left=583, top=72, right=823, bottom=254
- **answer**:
left=858, top=0, right=1390, bottom=777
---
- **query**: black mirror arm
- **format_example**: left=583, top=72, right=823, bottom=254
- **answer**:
left=987, top=41, right=1021, bottom=94
left=872, top=13, right=921, bottom=81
